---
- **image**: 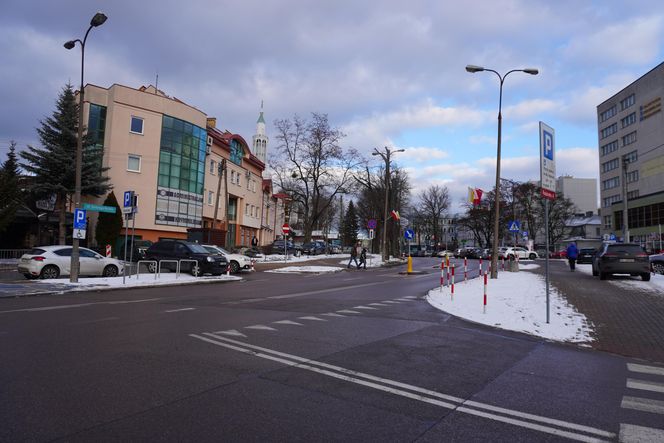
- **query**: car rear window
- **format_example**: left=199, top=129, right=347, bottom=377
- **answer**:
left=580, top=248, right=595, bottom=254
left=607, top=245, right=644, bottom=254
left=27, top=248, right=46, bottom=255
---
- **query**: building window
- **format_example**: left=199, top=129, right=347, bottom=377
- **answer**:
left=603, top=215, right=612, bottom=229
left=627, top=190, right=639, bottom=200
left=599, top=105, right=616, bottom=122
left=622, top=131, right=637, bottom=146
left=602, top=177, right=620, bottom=190
left=621, top=112, right=636, bottom=128
left=620, top=94, right=635, bottom=111
left=207, top=190, right=213, bottom=205
left=127, top=154, right=141, bottom=172
left=626, top=170, right=639, bottom=184
left=603, top=194, right=621, bottom=208
left=602, top=158, right=619, bottom=173
left=600, top=140, right=619, bottom=156
left=245, top=203, right=249, bottom=215
left=230, top=139, right=243, bottom=165
left=600, top=123, right=617, bottom=139
left=130, top=116, right=144, bottom=134
left=87, top=103, right=107, bottom=173
left=209, top=160, right=216, bottom=174
left=624, top=150, right=638, bottom=163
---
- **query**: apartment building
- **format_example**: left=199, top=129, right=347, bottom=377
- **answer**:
left=556, top=176, right=598, bottom=215
left=596, top=62, right=664, bottom=245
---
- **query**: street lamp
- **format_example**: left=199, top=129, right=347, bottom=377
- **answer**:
left=466, top=64, right=538, bottom=278
left=373, top=146, right=405, bottom=262
left=64, top=12, right=107, bottom=283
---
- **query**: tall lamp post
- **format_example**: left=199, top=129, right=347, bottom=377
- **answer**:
left=465, top=65, right=538, bottom=278
left=64, top=12, right=108, bottom=283
left=373, top=146, right=404, bottom=262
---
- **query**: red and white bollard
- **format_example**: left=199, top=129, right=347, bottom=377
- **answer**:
left=226, top=263, right=231, bottom=276
left=106, top=244, right=112, bottom=257
left=440, top=260, right=445, bottom=290
left=451, top=265, right=455, bottom=300
left=463, top=257, right=467, bottom=281
left=479, top=257, right=483, bottom=276
left=483, top=271, right=488, bottom=314
left=251, top=260, right=255, bottom=271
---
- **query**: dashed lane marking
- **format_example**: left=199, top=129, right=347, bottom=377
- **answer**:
left=627, top=363, right=664, bottom=377
left=273, top=320, right=303, bottom=326
left=322, top=313, right=346, bottom=317
left=163, top=308, right=196, bottom=313
left=298, top=316, right=327, bottom=322
left=621, top=396, right=664, bottom=415
left=337, top=310, right=360, bottom=314
left=626, top=378, right=664, bottom=394
left=214, top=329, right=247, bottom=338
left=368, top=303, right=389, bottom=307
left=245, top=325, right=277, bottom=331
left=382, top=301, right=401, bottom=304
left=619, top=423, right=664, bottom=442
left=353, top=306, right=378, bottom=310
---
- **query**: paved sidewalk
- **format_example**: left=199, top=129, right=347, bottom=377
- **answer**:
left=527, top=260, right=664, bottom=364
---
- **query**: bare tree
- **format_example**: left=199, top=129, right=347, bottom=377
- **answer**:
left=413, top=185, right=449, bottom=245
left=270, top=113, right=361, bottom=242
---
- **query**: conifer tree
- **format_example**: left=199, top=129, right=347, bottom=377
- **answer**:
left=20, top=84, right=111, bottom=244
left=0, top=141, right=21, bottom=233
left=95, top=192, right=123, bottom=254
left=341, top=200, right=359, bottom=246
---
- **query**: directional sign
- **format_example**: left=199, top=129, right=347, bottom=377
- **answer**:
left=609, top=233, right=616, bottom=241
left=508, top=221, right=520, bottom=232
left=83, top=203, right=117, bottom=213
left=539, top=122, right=556, bottom=200
left=367, top=219, right=377, bottom=229
left=282, top=223, right=290, bottom=234
left=404, top=228, right=415, bottom=240
left=74, top=208, right=87, bottom=229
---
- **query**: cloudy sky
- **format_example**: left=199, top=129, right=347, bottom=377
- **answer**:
left=2, top=0, right=663, bottom=213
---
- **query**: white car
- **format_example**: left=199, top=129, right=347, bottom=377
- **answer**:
left=500, top=247, right=539, bottom=260
left=17, top=245, right=125, bottom=279
left=202, top=245, right=252, bottom=273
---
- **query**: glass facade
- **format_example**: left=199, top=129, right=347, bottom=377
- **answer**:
left=155, top=115, right=206, bottom=227
left=230, top=139, right=243, bottom=165
left=87, top=103, right=106, bottom=171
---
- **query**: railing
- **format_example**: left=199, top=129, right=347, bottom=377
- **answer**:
left=179, top=259, right=200, bottom=277
left=135, top=260, right=158, bottom=280
left=0, top=249, right=31, bottom=260
left=158, top=260, right=180, bottom=278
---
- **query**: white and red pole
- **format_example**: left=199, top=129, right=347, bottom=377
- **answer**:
left=106, top=244, right=111, bottom=257
left=464, top=257, right=467, bottom=281
left=479, top=257, right=483, bottom=277
left=501, top=256, right=505, bottom=271
left=483, top=271, right=488, bottom=314
left=251, top=260, right=255, bottom=271
left=451, top=265, right=455, bottom=300
left=440, top=260, right=445, bottom=290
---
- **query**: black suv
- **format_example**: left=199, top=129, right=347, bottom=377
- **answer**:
left=145, top=240, right=227, bottom=276
left=591, top=243, right=650, bottom=281
left=269, top=240, right=302, bottom=256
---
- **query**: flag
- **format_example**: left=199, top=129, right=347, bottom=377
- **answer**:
left=474, top=189, right=483, bottom=206
left=390, top=210, right=400, bottom=221
left=467, top=187, right=476, bottom=204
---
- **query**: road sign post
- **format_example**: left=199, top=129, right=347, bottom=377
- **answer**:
left=73, top=208, right=87, bottom=240
left=282, top=223, right=290, bottom=261
left=539, top=122, right=556, bottom=325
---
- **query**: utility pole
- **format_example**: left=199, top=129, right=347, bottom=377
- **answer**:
left=212, top=158, right=226, bottom=235
left=372, top=146, right=404, bottom=262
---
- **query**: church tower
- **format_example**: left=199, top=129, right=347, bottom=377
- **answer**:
left=252, top=101, right=268, bottom=166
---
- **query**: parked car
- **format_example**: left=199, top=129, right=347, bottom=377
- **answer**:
left=549, top=249, right=567, bottom=259
left=501, top=247, right=538, bottom=260
left=436, top=250, right=453, bottom=258
left=576, top=248, right=596, bottom=264
left=118, top=239, right=153, bottom=262
left=592, top=243, right=650, bottom=281
left=327, top=243, right=342, bottom=254
left=269, top=240, right=302, bottom=256
left=454, top=247, right=476, bottom=258
left=302, top=241, right=326, bottom=255
left=144, top=240, right=227, bottom=276
left=233, top=246, right=265, bottom=259
left=650, top=253, right=664, bottom=275
left=17, top=245, right=125, bottom=279
left=202, top=244, right=251, bottom=273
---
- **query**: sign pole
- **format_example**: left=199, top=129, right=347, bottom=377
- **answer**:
left=129, top=200, right=137, bottom=277
left=545, top=199, right=550, bottom=324
left=540, top=122, right=556, bottom=325
left=122, top=212, right=128, bottom=285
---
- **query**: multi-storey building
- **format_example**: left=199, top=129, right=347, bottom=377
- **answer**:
left=556, top=176, right=598, bottom=215
left=596, top=62, right=664, bottom=246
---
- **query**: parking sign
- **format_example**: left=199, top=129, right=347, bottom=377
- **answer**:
left=73, top=208, right=87, bottom=229
left=539, top=122, right=556, bottom=200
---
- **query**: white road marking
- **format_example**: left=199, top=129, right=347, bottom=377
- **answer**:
left=337, top=310, right=360, bottom=314
left=298, top=316, right=327, bottom=322
left=619, top=423, right=664, bottom=442
left=353, top=306, right=378, bottom=310
left=273, top=320, right=303, bottom=326
left=191, top=333, right=615, bottom=442
left=163, top=308, right=196, bottom=313
left=627, top=378, right=664, bottom=394
left=403, top=296, right=418, bottom=299
left=342, top=277, right=362, bottom=281
left=223, top=281, right=392, bottom=305
left=0, top=298, right=161, bottom=315
left=72, top=316, right=119, bottom=325
left=395, top=298, right=415, bottom=301
left=322, top=313, right=346, bottom=317
left=382, top=300, right=401, bottom=304
left=214, top=329, right=247, bottom=337
left=368, top=303, right=389, bottom=307
left=627, top=363, right=664, bottom=377
left=621, top=396, right=664, bottom=415
left=245, top=325, right=277, bottom=331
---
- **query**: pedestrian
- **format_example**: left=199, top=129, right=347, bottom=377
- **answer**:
left=251, top=235, right=258, bottom=248
left=358, top=247, right=367, bottom=269
left=347, top=242, right=360, bottom=269
left=566, top=242, right=579, bottom=271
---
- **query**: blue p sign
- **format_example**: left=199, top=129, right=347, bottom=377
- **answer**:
left=124, top=191, right=133, bottom=207
left=542, top=130, right=554, bottom=161
left=74, top=208, right=87, bottom=229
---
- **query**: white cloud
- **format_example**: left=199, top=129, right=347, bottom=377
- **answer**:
left=401, top=146, right=449, bottom=162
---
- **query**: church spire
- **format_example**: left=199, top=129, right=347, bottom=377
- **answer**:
left=253, top=100, right=268, bottom=165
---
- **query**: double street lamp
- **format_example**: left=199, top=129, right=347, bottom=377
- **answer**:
left=465, top=65, right=538, bottom=278
left=64, top=12, right=107, bottom=283
left=372, top=147, right=404, bottom=262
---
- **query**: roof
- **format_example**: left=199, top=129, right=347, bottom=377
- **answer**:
left=257, top=111, right=265, bottom=124
left=566, top=214, right=601, bottom=227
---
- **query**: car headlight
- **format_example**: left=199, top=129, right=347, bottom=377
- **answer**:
left=206, top=256, right=214, bottom=262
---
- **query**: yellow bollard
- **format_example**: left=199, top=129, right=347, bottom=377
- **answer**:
left=407, top=256, right=413, bottom=273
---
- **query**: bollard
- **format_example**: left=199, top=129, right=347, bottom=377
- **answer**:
left=407, top=256, right=413, bottom=273
left=483, top=271, right=488, bottom=314
left=451, top=265, right=455, bottom=300
left=464, top=257, right=467, bottom=281
left=226, top=263, right=230, bottom=276
left=440, top=260, right=445, bottom=290
left=479, top=257, right=483, bottom=277
left=106, top=244, right=112, bottom=258
left=251, top=260, right=255, bottom=271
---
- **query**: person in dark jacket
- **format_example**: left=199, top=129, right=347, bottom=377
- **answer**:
left=348, top=242, right=360, bottom=268
left=566, top=242, right=579, bottom=271
left=358, top=247, right=367, bottom=269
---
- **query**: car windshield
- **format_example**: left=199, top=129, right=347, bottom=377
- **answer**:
left=203, top=246, right=220, bottom=254
left=189, top=243, right=210, bottom=254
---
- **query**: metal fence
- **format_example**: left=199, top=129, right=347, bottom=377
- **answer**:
left=0, top=249, right=31, bottom=260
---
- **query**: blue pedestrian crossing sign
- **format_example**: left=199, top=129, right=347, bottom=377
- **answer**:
left=508, top=221, right=520, bottom=232
left=404, top=228, right=415, bottom=240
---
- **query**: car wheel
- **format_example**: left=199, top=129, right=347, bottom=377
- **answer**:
left=147, top=261, right=157, bottom=273
left=40, top=265, right=60, bottom=279
left=190, top=262, right=201, bottom=277
left=230, top=261, right=240, bottom=273
left=529, top=253, right=537, bottom=260
left=642, top=273, right=651, bottom=282
left=653, top=263, right=664, bottom=275
left=102, top=265, right=119, bottom=277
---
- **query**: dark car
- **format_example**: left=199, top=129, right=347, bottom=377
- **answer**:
left=576, top=248, right=596, bottom=264
left=118, top=239, right=153, bottom=262
left=591, top=243, right=650, bottom=281
left=302, top=242, right=326, bottom=255
left=269, top=240, right=302, bottom=256
left=145, top=239, right=227, bottom=276
left=650, top=253, right=664, bottom=275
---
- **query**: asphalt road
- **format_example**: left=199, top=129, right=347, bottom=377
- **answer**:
left=1, top=257, right=663, bottom=441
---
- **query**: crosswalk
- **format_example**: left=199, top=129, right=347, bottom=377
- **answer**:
left=619, top=363, right=664, bottom=442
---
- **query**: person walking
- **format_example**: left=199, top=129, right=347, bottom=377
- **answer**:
left=251, top=235, right=258, bottom=248
left=358, top=247, right=367, bottom=269
left=566, top=242, right=579, bottom=271
left=347, top=242, right=360, bottom=269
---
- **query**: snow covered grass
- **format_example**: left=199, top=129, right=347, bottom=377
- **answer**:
left=575, top=263, right=664, bottom=294
left=35, top=272, right=241, bottom=291
left=427, top=265, right=594, bottom=343
left=266, top=266, right=344, bottom=274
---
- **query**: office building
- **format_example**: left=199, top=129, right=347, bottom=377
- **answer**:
left=556, top=176, right=598, bottom=215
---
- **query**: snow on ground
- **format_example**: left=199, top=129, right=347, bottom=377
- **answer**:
left=35, top=272, right=241, bottom=291
left=265, top=266, right=344, bottom=274
left=575, top=263, right=664, bottom=294
left=427, top=265, right=594, bottom=343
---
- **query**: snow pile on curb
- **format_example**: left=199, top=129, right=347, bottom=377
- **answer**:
left=35, top=273, right=241, bottom=291
left=266, top=266, right=344, bottom=274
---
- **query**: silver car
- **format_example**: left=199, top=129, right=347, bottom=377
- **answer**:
left=18, top=246, right=125, bottom=279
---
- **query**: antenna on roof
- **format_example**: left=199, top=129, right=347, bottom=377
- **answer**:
left=155, top=71, right=159, bottom=93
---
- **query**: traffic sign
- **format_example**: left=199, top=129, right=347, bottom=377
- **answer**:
left=74, top=208, right=87, bottom=229
left=367, top=219, right=377, bottom=229
left=282, top=223, right=290, bottom=234
left=539, top=122, right=556, bottom=200
left=124, top=191, right=133, bottom=207
left=369, top=229, right=375, bottom=240
left=508, top=221, right=520, bottom=232
left=522, top=230, right=529, bottom=239
left=609, top=233, right=616, bottom=241
left=73, top=228, right=86, bottom=239
left=404, top=228, right=415, bottom=240
left=83, top=203, right=116, bottom=213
